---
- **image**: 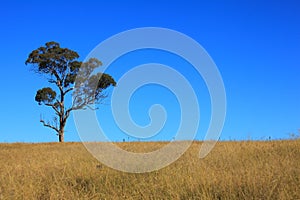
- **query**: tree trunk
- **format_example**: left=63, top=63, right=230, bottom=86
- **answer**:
left=58, top=122, right=65, bottom=142
left=59, top=132, right=64, bottom=142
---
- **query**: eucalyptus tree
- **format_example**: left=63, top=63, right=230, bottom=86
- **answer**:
left=26, top=41, right=116, bottom=142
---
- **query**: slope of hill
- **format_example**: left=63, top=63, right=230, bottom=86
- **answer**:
left=0, top=140, right=299, bottom=199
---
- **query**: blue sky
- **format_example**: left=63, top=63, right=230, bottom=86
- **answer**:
left=0, top=0, right=299, bottom=142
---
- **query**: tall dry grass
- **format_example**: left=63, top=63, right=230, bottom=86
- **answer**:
left=0, top=140, right=299, bottom=199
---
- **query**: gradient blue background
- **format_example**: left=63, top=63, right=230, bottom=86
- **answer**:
left=0, top=0, right=299, bottom=142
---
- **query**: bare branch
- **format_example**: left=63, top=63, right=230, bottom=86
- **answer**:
left=65, top=107, right=73, bottom=119
left=86, top=104, right=98, bottom=110
left=45, top=103, right=60, bottom=115
left=48, top=79, right=56, bottom=84
left=64, top=87, right=73, bottom=95
left=40, top=119, right=59, bottom=133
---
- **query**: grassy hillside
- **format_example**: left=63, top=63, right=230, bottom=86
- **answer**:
left=0, top=140, right=299, bottom=199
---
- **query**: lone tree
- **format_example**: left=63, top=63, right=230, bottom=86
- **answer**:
left=26, top=41, right=116, bottom=142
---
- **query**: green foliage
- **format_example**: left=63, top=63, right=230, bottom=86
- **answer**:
left=73, top=58, right=117, bottom=109
left=26, top=41, right=116, bottom=107
left=25, top=41, right=79, bottom=76
left=35, top=87, right=56, bottom=105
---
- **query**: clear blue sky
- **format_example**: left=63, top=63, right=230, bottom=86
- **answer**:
left=0, top=0, right=299, bottom=142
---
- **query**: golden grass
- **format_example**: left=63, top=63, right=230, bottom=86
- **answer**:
left=0, top=140, right=299, bottom=199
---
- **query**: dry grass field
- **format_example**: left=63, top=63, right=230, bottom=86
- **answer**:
left=0, top=140, right=299, bottom=199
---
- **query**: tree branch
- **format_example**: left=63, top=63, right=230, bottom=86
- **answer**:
left=45, top=103, right=60, bottom=116
left=51, top=69, right=62, bottom=84
left=65, top=107, right=73, bottom=119
left=64, top=87, right=73, bottom=95
left=72, top=97, right=96, bottom=110
left=40, top=119, right=59, bottom=133
left=51, top=69, right=64, bottom=95
left=48, top=79, right=56, bottom=84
